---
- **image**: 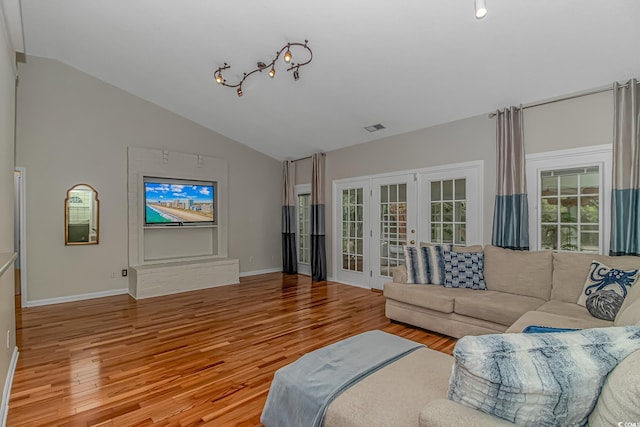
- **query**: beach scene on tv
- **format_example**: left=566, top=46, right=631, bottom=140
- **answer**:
left=145, top=182, right=215, bottom=224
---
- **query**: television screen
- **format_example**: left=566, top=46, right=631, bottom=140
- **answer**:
left=144, top=178, right=216, bottom=225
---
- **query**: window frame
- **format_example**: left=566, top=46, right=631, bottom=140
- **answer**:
left=526, top=144, right=612, bottom=254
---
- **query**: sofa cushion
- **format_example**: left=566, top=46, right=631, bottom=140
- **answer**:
left=551, top=252, right=640, bottom=303
left=483, top=245, right=553, bottom=300
left=443, top=251, right=486, bottom=290
left=448, top=327, right=640, bottom=427
left=589, top=350, right=640, bottom=427
left=419, top=399, right=516, bottom=427
left=536, top=300, right=613, bottom=324
left=577, top=260, right=639, bottom=306
left=384, top=282, right=478, bottom=314
left=507, top=310, right=612, bottom=333
left=454, top=291, right=545, bottom=326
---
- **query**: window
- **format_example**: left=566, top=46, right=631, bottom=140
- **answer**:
left=526, top=145, right=612, bottom=254
left=430, top=179, right=466, bottom=244
left=342, top=188, right=364, bottom=272
left=378, top=183, right=407, bottom=276
left=298, top=193, right=311, bottom=264
left=539, top=167, right=599, bottom=252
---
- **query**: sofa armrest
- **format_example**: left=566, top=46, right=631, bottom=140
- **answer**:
left=392, top=265, right=407, bottom=283
left=419, top=399, right=516, bottom=427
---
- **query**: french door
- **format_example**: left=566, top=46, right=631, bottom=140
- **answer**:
left=295, top=184, right=311, bottom=275
left=335, top=180, right=370, bottom=286
left=335, top=175, right=417, bottom=290
left=370, top=175, right=417, bottom=290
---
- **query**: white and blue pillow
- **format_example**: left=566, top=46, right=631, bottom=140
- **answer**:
left=443, top=251, right=486, bottom=290
left=403, top=244, right=450, bottom=285
left=577, top=261, right=639, bottom=307
left=448, top=326, right=640, bottom=426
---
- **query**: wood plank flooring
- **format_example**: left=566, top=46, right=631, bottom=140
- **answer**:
left=8, top=273, right=456, bottom=426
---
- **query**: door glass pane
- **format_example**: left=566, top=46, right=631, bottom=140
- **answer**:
left=560, top=174, right=578, bottom=195
left=541, top=224, right=558, bottom=250
left=431, top=181, right=441, bottom=201
left=379, top=184, right=407, bottom=277
left=442, top=180, right=453, bottom=200
left=298, top=194, right=311, bottom=264
left=455, top=179, right=466, bottom=199
left=341, top=188, right=364, bottom=272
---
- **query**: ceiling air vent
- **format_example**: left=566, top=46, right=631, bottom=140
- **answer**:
left=364, top=123, right=386, bottom=132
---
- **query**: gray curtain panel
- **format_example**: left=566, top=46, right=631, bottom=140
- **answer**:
left=311, top=153, right=327, bottom=281
left=610, top=79, right=640, bottom=256
left=491, top=106, right=530, bottom=250
left=282, top=160, right=298, bottom=273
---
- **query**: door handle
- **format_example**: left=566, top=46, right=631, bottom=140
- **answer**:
left=410, top=240, right=416, bottom=245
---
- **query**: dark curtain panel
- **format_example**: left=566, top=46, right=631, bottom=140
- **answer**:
left=491, top=106, right=530, bottom=250
left=611, top=79, right=640, bottom=256
left=311, top=153, right=327, bottom=281
left=282, top=161, right=298, bottom=273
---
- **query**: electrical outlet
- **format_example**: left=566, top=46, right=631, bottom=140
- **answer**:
left=111, top=272, right=117, bottom=279
left=122, top=269, right=128, bottom=277
left=6, top=330, right=9, bottom=349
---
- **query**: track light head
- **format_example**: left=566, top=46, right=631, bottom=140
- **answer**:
left=293, top=70, right=299, bottom=81
left=284, top=48, right=292, bottom=63
left=475, top=0, right=487, bottom=19
left=269, top=68, right=275, bottom=78
left=237, top=87, right=243, bottom=97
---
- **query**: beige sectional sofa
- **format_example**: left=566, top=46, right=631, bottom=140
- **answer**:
left=322, top=245, right=640, bottom=427
left=385, top=245, right=640, bottom=338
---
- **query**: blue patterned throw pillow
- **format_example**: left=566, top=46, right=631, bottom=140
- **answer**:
left=448, top=326, right=640, bottom=426
left=443, top=251, right=486, bottom=290
left=403, top=244, right=450, bottom=285
left=577, top=261, right=639, bottom=307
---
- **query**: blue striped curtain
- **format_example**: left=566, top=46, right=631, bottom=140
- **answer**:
left=310, top=153, right=327, bottom=281
left=610, top=79, right=640, bottom=256
left=491, top=106, right=530, bottom=250
left=282, top=161, right=298, bottom=273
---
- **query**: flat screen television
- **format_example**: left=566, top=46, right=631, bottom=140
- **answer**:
left=144, top=177, right=217, bottom=226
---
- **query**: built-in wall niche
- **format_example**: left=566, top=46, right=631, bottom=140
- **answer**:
left=127, top=147, right=229, bottom=266
left=127, top=147, right=237, bottom=300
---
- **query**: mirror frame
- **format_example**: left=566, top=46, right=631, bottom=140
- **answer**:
left=65, top=183, right=100, bottom=245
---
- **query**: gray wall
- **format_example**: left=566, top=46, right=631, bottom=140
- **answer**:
left=321, top=90, right=613, bottom=277
left=0, top=10, right=16, bottom=411
left=16, top=56, right=282, bottom=302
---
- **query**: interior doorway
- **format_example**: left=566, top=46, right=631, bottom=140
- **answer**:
left=14, top=167, right=26, bottom=307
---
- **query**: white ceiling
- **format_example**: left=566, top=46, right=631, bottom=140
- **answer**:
left=19, top=0, right=640, bottom=160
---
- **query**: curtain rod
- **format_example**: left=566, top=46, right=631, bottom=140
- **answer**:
left=289, top=153, right=325, bottom=163
left=488, top=80, right=634, bottom=118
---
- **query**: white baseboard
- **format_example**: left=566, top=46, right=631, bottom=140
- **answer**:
left=331, top=279, right=372, bottom=290
left=25, top=288, right=129, bottom=307
left=239, top=267, right=281, bottom=277
left=1, top=347, right=19, bottom=427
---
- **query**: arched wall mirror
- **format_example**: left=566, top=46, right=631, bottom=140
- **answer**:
left=65, top=184, right=99, bottom=245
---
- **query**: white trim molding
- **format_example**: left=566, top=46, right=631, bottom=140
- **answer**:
left=25, top=288, right=129, bottom=308
left=1, top=346, right=18, bottom=427
left=239, top=268, right=281, bottom=277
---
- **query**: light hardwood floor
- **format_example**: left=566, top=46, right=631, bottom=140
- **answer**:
left=8, top=273, right=456, bottom=426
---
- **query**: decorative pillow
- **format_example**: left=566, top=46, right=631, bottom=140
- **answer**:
left=448, top=326, right=640, bottom=426
left=577, top=261, right=639, bottom=307
left=403, top=244, right=450, bottom=285
left=442, top=251, right=486, bottom=290
left=586, top=289, right=624, bottom=321
left=522, top=325, right=579, bottom=333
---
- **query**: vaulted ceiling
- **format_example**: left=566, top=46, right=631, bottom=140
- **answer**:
left=19, top=0, right=640, bottom=160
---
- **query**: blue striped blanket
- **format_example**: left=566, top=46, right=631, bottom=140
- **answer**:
left=260, top=330, right=423, bottom=427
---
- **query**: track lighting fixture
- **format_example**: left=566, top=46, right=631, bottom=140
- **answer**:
left=475, top=0, right=487, bottom=19
left=213, top=40, right=312, bottom=97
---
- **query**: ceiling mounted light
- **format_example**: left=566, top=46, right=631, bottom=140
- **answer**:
left=283, top=46, right=292, bottom=63
left=213, top=40, right=312, bottom=97
left=475, top=0, right=487, bottom=19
